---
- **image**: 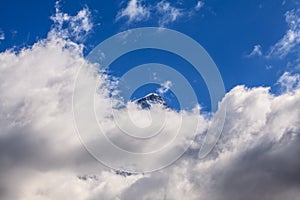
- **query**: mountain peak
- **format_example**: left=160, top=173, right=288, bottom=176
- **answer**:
left=135, top=93, right=169, bottom=109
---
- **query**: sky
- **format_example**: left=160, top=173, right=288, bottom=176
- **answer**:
left=0, top=0, right=300, bottom=200
left=1, top=0, right=300, bottom=108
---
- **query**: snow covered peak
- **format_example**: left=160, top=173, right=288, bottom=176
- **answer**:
left=135, top=93, right=169, bottom=109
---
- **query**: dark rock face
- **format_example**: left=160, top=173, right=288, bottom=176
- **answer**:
left=115, top=170, right=133, bottom=177
left=135, top=93, right=169, bottom=109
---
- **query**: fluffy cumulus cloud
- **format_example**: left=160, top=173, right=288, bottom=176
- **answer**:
left=1, top=4, right=300, bottom=200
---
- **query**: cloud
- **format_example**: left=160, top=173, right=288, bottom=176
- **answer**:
left=1, top=31, right=300, bottom=198
left=0, top=31, right=204, bottom=198
left=268, top=9, right=300, bottom=58
left=277, top=71, right=300, bottom=92
left=0, top=37, right=95, bottom=199
left=157, top=80, right=172, bottom=94
left=116, top=0, right=200, bottom=27
left=0, top=29, right=4, bottom=41
left=1, top=3, right=300, bottom=200
left=247, top=44, right=263, bottom=57
left=121, top=86, right=300, bottom=200
left=195, top=1, right=204, bottom=11
left=155, top=1, right=182, bottom=27
left=116, top=0, right=150, bottom=23
left=50, top=1, right=93, bottom=42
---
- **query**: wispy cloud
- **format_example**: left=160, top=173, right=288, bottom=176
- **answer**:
left=277, top=71, right=300, bottom=92
left=0, top=29, right=4, bottom=41
left=268, top=9, right=300, bottom=58
left=50, top=2, right=93, bottom=42
left=247, top=44, right=263, bottom=57
left=116, top=0, right=150, bottom=23
left=156, top=1, right=182, bottom=26
left=116, top=0, right=203, bottom=27
left=157, top=80, right=172, bottom=94
left=195, top=1, right=205, bottom=11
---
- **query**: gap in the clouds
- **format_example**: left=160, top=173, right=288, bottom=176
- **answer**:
left=105, top=48, right=211, bottom=112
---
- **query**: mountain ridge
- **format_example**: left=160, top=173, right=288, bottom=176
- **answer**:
left=135, top=93, right=169, bottom=109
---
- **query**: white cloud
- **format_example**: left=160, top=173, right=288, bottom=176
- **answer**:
left=122, top=86, right=300, bottom=200
left=116, top=0, right=150, bottom=23
left=156, top=1, right=182, bottom=27
left=116, top=0, right=199, bottom=27
left=0, top=31, right=205, bottom=198
left=157, top=80, right=172, bottom=94
left=268, top=9, right=300, bottom=58
left=277, top=72, right=300, bottom=93
left=247, top=44, right=263, bottom=57
left=195, top=1, right=204, bottom=11
left=1, top=31, right=300, bottom=198
left=0, top=29, right=4, bottom=40
left=50, top=2, right=93, bottom=42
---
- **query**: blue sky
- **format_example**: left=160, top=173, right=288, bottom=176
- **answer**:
left=1, top=0, right=300, bottom=111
